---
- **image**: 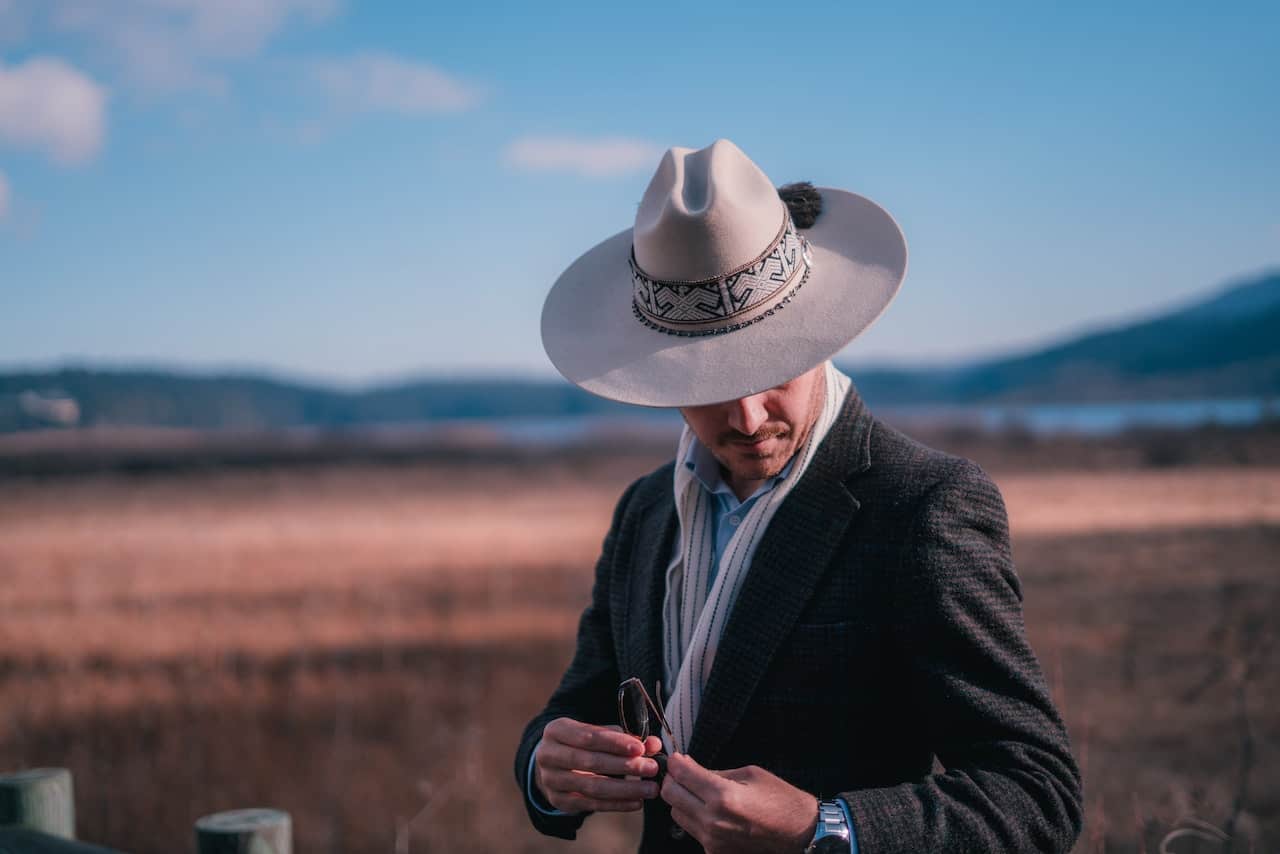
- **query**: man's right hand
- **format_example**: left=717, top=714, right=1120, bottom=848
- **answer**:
left=534, top=717, right=664, bottom=813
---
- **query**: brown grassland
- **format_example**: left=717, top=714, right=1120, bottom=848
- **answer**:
left=1, top=426, right=1277, bottom=853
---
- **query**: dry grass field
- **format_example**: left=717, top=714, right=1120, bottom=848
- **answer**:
left=1, top=433, right=1277, bottom=853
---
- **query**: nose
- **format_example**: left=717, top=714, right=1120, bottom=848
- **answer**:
left=726, top=393, right=769, bottom=436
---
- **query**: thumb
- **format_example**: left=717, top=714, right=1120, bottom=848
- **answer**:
left=668, top=751, right=723, bottom=797
left=644, top=735, right=663, bottom=756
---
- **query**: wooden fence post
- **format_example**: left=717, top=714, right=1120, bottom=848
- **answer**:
left=194, top=809, right=291, bottom=854
left=0, top=768, right=75, bottom=839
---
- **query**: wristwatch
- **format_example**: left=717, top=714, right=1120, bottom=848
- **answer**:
left=805, top=798, right=851, bottom=853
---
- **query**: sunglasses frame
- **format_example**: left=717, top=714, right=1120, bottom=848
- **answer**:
left=616, top=677, right=677, bottom=749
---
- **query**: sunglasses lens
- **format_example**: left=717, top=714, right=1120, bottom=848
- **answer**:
left=619, top=682, right=651, bottom=740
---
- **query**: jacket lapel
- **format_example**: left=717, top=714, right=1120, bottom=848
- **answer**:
left=626, top=486, right=678, bottom=705
left=686, top=388, right=873, bottom=765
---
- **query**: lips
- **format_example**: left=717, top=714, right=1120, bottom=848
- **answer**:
left=732, top=435, right=781, bottom=450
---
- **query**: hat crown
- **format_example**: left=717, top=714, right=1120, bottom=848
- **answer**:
left=633, top=139, right=786, bottom=282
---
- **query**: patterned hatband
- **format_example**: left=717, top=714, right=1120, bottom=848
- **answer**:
left=630, top=214, right=814, bottom=337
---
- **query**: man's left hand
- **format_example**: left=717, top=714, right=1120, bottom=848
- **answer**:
left=660, top=751, right=818, bottom=853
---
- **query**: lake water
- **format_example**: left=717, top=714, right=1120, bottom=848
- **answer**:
left=438, top=397, right=1277, bottom=446
left=881, top=397, right=1277, bottom=435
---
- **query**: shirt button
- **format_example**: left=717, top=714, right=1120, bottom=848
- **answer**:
left=728, top=515, right=741, bottom=526
left=669, top=825, right=687, bottom=840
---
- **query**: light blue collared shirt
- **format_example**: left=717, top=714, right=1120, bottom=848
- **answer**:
left=527, top=436, right=858, bottom=851
left=680, top=435, right=796, bottom=591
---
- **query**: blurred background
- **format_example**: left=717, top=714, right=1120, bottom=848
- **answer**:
left=1, top=1, right=1277, bottom=851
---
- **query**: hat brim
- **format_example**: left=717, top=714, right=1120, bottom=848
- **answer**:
left=541, top=187, right=907, bottom=407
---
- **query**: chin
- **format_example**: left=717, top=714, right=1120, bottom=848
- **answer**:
left=729, top=454, right=785, bottom=479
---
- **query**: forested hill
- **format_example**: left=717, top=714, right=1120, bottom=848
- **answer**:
left=849, top=270, right=1280, bottom=404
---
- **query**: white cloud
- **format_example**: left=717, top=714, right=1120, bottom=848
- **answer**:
left=0, top=170, right=10, bottom=218
left=45, top=0, right=338, bottom=94
left=310, top=52, right=484, bottom=114
left=0, top=56, right=107, bottom=164
left=503, top=136, right=663, bottom=178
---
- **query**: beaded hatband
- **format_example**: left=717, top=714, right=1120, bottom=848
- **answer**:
left=630, top=214, right=814, bottom=337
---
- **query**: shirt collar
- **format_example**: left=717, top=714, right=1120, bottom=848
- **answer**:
left=682, top=434, right=798, bottom=504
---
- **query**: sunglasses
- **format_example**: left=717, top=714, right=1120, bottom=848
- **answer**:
left=617, top=677, right=676, bottom=784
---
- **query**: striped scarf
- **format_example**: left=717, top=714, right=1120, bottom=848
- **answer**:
left=660, top=361, right=852, bottom=754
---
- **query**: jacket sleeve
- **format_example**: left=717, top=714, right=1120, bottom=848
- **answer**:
left=513, top=476, right=643, bottom=840
left=841, top=459, right=1083, bottom=853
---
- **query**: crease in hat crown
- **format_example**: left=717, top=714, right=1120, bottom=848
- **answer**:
left=632, top=139, right=787, bottom=283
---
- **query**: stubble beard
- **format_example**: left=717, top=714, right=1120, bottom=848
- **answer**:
left=715, top=372, right=827, bottom=483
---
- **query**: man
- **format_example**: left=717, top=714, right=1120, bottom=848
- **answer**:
left=515, top=139, right=1082, bottom=853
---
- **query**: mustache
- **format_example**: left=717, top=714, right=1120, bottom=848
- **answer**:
left=720, top=426, right=788, bottom=444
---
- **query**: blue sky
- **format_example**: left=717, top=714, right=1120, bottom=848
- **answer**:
left=1, top=0, right=1277, bottom=386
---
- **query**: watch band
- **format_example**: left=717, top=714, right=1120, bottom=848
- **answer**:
left=805, top=798, right=851, bottom=853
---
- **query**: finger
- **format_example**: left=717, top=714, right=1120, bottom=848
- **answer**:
left=541, top=769, right=660, bottom=802
left=666, top=752, right=725, bottom=801
left=546, top=719, right=646, bottom=756
left=643, top=735, right=663, bottom=756
left=660, top=773, right=705, bottom=815
left=538, top=741, right=659, bottom=777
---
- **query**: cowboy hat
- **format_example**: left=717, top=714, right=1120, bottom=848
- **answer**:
left=540, top=138, right=907, bottom=407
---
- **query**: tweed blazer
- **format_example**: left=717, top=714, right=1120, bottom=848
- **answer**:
left=514, top=388, right=1083, bottom=853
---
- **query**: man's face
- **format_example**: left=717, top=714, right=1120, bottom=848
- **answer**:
left=678, top=363, right=827, bottom=489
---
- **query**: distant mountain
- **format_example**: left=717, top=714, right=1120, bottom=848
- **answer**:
left=1179, top=271, right=1280, bottom=321
left=0, top=371, right=632, bottom=432
left=848, top=270, right=1280, bottom=404
left=2, top=270, right=1278, bottom=432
